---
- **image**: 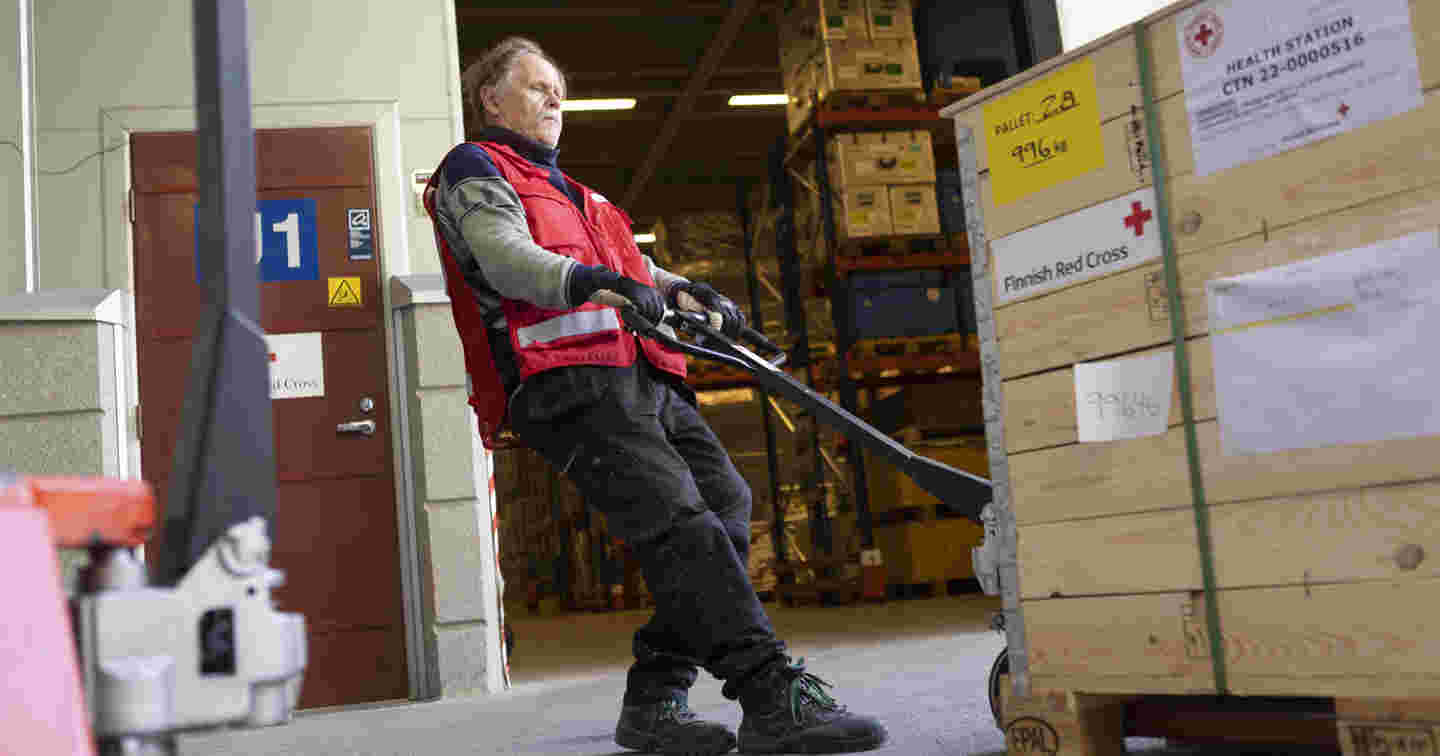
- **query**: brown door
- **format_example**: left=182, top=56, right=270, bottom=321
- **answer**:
left=131, top=127, right=408, bottom=708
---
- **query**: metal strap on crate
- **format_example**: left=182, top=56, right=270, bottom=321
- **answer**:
left=954, top=122, right=1030, bottom=696
left=1133, top=20, right=1229, bottom=695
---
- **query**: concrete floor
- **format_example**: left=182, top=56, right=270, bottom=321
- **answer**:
left=178, top=595, right=1340, bottom=756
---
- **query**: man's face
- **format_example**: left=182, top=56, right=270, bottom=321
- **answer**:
left=487, top=52, right=564, bottom=148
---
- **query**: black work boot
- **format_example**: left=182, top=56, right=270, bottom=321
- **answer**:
left=730, top=657, right=887, bottom=754
left=615, top=694, right=738, bottom=755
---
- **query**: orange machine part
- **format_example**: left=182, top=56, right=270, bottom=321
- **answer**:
left=0, top=477, right=157, bottom=548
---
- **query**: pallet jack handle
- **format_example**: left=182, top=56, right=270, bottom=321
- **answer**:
left=621, top=306, right=993, bottom=523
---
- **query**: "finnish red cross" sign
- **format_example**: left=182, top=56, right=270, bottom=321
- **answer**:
left=991, top=187, right=1164, bottom=305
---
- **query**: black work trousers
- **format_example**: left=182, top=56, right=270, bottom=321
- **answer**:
left=509, top=358, right=786, bottom=704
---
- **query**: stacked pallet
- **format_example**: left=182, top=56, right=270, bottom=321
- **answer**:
left=945, top=0, right=1440, bottom=749
left=779, top=0, right=924, bottom=135
left=822, top=129, right=940, bottom=241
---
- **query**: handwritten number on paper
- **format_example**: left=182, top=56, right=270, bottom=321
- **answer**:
left=1086, top=391, right=1165, bottom=420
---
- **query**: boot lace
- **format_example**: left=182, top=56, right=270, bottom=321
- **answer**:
left=659, top=697, right=699, bottom=725
left=785, top=658, right=843, bottom=723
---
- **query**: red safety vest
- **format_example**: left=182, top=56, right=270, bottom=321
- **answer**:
left=423, top=141, right=686, bottom=448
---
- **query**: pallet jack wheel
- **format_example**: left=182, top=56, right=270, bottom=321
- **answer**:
left=987, top=646, right=1009, bottom=730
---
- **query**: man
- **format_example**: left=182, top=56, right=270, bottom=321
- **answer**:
left=424, top=37, right=887, bottom=755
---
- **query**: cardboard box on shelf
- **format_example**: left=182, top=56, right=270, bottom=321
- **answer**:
left=865, top=0, right=915, bottom=40
left=820, top=37, right=923, bottom=92
left=888, top=183, right=941, bottom=235
left=826, top=129, right=936, bottom=188
left=833, top=184, right=893, bottom=238
left=780, top=0, right=868, bottom=46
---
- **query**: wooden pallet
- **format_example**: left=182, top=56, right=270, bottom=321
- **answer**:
left=836, top=245, right=972, bottom=273
left=849, top=333, right=970, bottom=360
left=816, top=89, right=932, bottom=120
left=870, top=506, right=927, bottom=526
left=892, top=425, right=988, bottom=444
left=787, top=89, right=942, bottom=141
left=927, top=78, right=985, bottom=108
left=819, top=348, right=982, bottom=390
left=777, top=582, right=863, bottom=607
left=993, top=688, right=1440, bottom=756
left=836, top=234, right=949, bottom=257
left=885, top=580, right=942, bottom=600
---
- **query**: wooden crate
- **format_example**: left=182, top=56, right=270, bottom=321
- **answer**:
left=940, top=0, right=1440, bottom=738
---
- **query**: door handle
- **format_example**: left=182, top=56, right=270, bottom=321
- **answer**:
left=337, top=419, right=376, bottom=436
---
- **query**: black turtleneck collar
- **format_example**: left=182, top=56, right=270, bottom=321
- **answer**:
left=479, top=125, right=584, bottom=211
left=481, top=126, right=560, bottom=169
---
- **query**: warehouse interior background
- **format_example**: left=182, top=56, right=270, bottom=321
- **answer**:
left=4, top=1, right=1374, bottom=754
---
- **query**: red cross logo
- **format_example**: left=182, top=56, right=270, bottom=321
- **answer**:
left=269, top=352, right=278, bottom=362
left=1338, top=102, right=1350, bottom=118
left=1184, top=11, right=1223, bottom=58
left=1124, top=201, right=1153, bottom=237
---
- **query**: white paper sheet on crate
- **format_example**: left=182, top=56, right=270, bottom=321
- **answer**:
left=1207, top=229, right=1440, bottom=456
left=1176, top=0, right=1423, bottom=177
left=1074, top=350, right=1175, bottom=442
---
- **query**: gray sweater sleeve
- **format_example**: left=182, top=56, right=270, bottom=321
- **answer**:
left=435, top=173, right=577, bottom=311
left=646, top=256, right=690, bottom=302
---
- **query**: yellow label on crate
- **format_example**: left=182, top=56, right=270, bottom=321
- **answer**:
left=983, top=57, right=1105, bottom=206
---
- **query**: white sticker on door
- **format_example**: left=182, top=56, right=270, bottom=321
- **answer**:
left=266, top=332, right=325, bottom=399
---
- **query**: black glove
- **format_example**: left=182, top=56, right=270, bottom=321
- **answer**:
left=567, top=264, right=666, bottom=325
left=674, top=281, right=746, bottom=339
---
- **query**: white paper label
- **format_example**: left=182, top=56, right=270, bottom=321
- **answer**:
left=1176, top=0, right=1423, bottom=177
left=1207, top=229, right=1440, bottom=456
left=266, top=332, right=325, bottom=399
left=1074, top=350, right=1175, bottom=442
left=991, top=187, right=1163, bottom=305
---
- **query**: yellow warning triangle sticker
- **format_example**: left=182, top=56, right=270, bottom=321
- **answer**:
left=328, top=277, right=362, bottom=307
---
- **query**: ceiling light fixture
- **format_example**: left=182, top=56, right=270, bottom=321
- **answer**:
left=562, top=98, right=637, bottom=112
left=634, top=233, right=657, bottom=244
left=728, top=94, right=788, bottom=106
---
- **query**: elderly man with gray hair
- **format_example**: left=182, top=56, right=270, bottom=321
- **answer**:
left=422, top=36, right=887, bottom=755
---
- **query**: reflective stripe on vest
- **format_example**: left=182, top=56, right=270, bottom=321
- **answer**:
left=514, top=308, right=621, bottom=348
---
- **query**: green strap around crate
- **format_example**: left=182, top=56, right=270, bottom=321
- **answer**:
left=1134, top=20, right=1229, bottom=695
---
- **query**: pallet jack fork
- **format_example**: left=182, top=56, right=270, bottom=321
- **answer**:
left=620, top=306, right=998, bottom=558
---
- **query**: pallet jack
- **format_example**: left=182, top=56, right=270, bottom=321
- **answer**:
left=2, top=2, right=305, bottom=754
left=616, top=304, right=1009, bottom=726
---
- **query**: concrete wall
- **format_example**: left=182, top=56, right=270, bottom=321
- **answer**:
left=392, top=275, right=505, bottom=698
left=3, top=1, right=26, bottom=292
left=0, top=290, right=135, bottom=589
left=3, top=0, right=463, bottom=294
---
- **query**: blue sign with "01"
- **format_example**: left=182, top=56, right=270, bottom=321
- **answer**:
left=194, top=198, right=319, bottom=283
